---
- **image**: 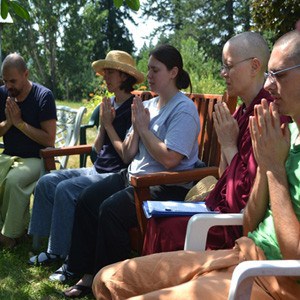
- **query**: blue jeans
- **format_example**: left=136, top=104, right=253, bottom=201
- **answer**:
left=28, top=166, right=113, bottom=257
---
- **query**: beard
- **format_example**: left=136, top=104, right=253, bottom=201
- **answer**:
left=8, top=88, right=20, bottom=98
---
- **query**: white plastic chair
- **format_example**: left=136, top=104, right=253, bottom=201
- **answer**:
left=54, top=105, right=87, bottom=169
left=228, top=259, right=300, bottom=300
left=184, top=213, right=300, bottom=300
left=32, top=105, right=87, bottom=250
left=184, top=213, right=243, bottom=251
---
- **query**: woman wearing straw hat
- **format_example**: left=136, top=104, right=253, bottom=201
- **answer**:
left=28, top=50, right=144, bottom=281
left=63, top=44, right=201, bottom=298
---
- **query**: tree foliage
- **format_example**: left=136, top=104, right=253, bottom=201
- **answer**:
left=0, top=0, right=30, bottom=20
left=0, top=0, right=140, bottom=19
left=142, top=0, right=251, bottom=60
left=251, top=0, right=300, bottom=41
left=1, top=0, right=135, bottom=100
left=1, top=0, right=299, bottom=101
left=113, top=0, right=140, bottom=11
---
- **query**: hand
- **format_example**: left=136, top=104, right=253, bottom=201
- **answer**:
left=100, top=97, right=115, bottom=129
left=250, top=99, right=290, bottom=173
left=213, top=102, right=239, bottom=149
left=5, top=97, right=22, bottom=126
left=131, top=96, right=150, bottom=135
left=4, top=107, right=12, bottom=126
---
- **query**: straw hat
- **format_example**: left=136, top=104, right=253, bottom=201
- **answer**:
left=92, top=50, right=144, bottom=84
left=185, top=176, right=218, bottom=202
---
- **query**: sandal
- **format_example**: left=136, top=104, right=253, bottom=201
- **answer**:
left=28, top=251, right=60, bottom=266
left=63, top=284, right=92, bottom=298
left=49, top=263, right=76, bottom=282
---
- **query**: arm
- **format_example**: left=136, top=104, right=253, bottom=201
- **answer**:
left=244, top=102, right=271, bottom=234
left=267, top=165, right=300, bottom=259
left=93, top=125, right=105, bottom=154
left=265, top=106, right=299, bottom=258
left=218, top=152, right=227, bottom=177
left=138, top=127, right=184, bottom=169
left=131, top=97, right=184, bottom=169
left=243, top=167, right=269, bottom=235
left=248, top=99, right=300, bottom=259
left=6, top=97, right=56, bottom=147
left=0, top=120, right=12, bottom=137
left=99, top=98, right=125, bottom=160
left=17, top=119, right=56, bottom=147
left=0, top=105, right=13, bottom=136
left=122, top=129, right=139, bottom=164
left=121, top=97, right=142, bottom=164
left=213, top=102, right=239, bottom=166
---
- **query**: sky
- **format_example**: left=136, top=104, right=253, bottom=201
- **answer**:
left=124, top=1, right=159, bottom=54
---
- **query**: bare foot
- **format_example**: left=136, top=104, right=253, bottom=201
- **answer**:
left=63, top=274, right=93, bottom=298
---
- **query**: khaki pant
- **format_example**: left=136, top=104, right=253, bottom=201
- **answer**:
left=0, top=154, right=41, bottom=238
left=93, top=237, right=300, bottom=300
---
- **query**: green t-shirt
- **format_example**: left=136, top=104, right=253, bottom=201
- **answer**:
left=248, top=122, right=300, bottom=260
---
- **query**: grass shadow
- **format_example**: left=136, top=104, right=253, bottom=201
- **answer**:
left=0, top=237, right=93, bottom=299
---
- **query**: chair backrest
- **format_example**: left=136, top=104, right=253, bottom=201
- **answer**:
left=84, top=104, right=100, bottom=130
left=191, top=92, right=237, bottom=167
left=132, top=91, right=237, bottom=167
left=131, top=90, right=157, bottom=100
left=129, top=92, right=237, bottom=253
left=55, top=105, right=87, bottom=168
left=134, top=92, right=237, bottom=167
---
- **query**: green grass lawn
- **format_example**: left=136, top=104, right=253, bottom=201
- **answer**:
left=0, top=100, right=96, bottom=299
left=0, top=237, right=94, bottom=299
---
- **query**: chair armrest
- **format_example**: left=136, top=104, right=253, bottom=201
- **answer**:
left=130, top=167, right=219, bottom=188
left=40, top=145, right=93, bottom=158
left=228, top=260, right=300, bottom=300
left=40, top=145, right=93, bottom=171
left=184, top=213, right=243, bottom=251
left=80, top=123, right=96, bottom=130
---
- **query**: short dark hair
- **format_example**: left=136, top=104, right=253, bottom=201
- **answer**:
left=119, top=72, right=137, bottom=93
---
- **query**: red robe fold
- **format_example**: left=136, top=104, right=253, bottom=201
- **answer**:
left=204, top=88, right=272, bottom=249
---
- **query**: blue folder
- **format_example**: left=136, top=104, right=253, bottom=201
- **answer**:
left=142, top=200, right=217, bottom=219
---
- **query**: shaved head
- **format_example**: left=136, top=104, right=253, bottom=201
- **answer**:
left=273, top=30, right=300, bottom=65
left=1, top=52, right=27, bottom=75
left=224, top=32, right=270, bottom=71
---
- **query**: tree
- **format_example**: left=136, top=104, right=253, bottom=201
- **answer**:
left=0, top=0, right=140, bottom=20
left=251, top=0, right=300, bottom=41
left=2, top=0, right=136, bottom=100
left=141, top=0, right=251, bottom=60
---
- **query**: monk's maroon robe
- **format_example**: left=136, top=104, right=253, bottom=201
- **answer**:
left=205, top=88, right=272, bottom=249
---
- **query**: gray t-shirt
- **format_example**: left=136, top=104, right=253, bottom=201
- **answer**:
left=128, top=91, right=200, bottom=177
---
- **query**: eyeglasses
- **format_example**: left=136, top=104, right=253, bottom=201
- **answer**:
left=221, top=57, right=255, bottom=73
left=264, top=64, right=300, bottom=84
